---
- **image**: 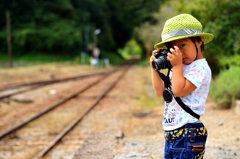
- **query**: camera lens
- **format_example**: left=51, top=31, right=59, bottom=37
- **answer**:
left=152, top=61, right=159, bottom=71
left=152, top=56, right=167, bottom=70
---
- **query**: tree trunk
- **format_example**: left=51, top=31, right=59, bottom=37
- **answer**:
left=6, top=9, right=13, bottom=68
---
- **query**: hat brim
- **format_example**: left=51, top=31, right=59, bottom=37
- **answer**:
left=154, top=33, right=214, bottom=49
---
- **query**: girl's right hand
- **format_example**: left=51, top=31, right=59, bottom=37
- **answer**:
left=150, top=50, right=160, bottom=66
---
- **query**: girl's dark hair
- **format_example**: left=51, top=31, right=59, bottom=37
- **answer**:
left=190, top=36, right=204, bottom=51
left=165, top=36, right=204, bottom=51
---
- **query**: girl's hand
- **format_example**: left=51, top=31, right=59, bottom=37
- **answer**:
left=150, top=50, right=160, bottom=66
left=167, top=46, right=183, bottom=67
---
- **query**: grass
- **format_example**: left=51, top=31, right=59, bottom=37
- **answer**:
left=1, top=53, right=74, bottom=62
left=133, top=65, right=165, bottom=110
left=0, top=53, right=75, bottom=68
left=0, top=50, right=125, bottom=68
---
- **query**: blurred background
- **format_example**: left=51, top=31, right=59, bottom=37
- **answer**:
left=0, top=0, right=240, bottom=109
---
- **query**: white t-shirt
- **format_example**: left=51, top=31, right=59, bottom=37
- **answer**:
left=162, top=59, right=211, bottom=131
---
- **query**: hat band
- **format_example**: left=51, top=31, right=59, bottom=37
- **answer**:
left=162, top=29, right=202, bottom=41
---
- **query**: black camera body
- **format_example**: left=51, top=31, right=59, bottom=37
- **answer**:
left=152, top=49, right=172, bottom=71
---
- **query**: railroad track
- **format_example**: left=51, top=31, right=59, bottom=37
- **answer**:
left=0, top=60, right=136, bottom=101
left=0, top=70, right=113, bottom=101
left=0, top=59, right=137, bottom=159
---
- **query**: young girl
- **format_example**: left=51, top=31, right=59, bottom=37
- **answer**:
left=150, top=14, right=214, bottom=159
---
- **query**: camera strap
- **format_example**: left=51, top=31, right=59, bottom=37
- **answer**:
left=158, top=69, right=200, bottom=119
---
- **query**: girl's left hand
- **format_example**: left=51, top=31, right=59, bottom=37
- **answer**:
left=167, top=46, right=183, bottom=67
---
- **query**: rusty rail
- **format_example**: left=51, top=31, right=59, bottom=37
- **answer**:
left=0, top=70, right=115, bottom=139
left=0, top=71, right=112, bottom=100
left=32, top=63, right=132, bottom=159
left=0, top=59, right=138, bottom=159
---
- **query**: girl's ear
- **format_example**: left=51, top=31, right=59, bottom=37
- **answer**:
left=195, top=36, right=203, bottom=46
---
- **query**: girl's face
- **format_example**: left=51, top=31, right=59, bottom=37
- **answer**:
left=171, top=38, right=203, bottom=65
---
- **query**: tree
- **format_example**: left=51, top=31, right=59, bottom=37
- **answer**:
left=136, top=0, right=240, bottom=70
left=0, top=0, right=163, bottom=58
left=6, top=9, right=12, bottom=67
left=173, top=0, right=240, bottom=71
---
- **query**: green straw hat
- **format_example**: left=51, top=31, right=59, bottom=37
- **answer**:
left=154, top=14, right=214, bottom=49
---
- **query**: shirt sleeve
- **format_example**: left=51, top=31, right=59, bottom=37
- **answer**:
left=184, top=64, right=208, bottom=88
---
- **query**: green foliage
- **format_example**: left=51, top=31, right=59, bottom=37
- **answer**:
left=100, top=50, right=124, bottom=65
left=0, top=54, right=8, bottom=61
left=0, top=0, right=163, bottom=59
left=218, top=54, right=240, bottom=68
left=136, top=59, right=149, bottom=67
left=126, top=40, right=142, bottom=55
left=169, top=0, right=240, bottom=71
left=118, top=40, right=142, bottom=59
left=16, top=54, right=73, bottom=62
left=0, top=53, right=75, bottom=68
left=137, top=0, right=240, bottom=72
left=210, top=66, right=240, bottom=109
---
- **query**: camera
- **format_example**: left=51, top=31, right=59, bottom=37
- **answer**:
left=152, top=49, right=172, bottom=71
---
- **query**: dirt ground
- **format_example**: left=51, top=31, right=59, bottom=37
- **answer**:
left=1, top=62, right=240, bottom=159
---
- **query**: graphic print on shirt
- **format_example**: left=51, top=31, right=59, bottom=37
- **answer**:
left=163, top=102, right=178, bottom=124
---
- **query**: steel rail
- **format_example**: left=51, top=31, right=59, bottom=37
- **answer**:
left=0, top=69, right=117, bottom=139
left=0, top=59, right=137, bottom=100
left=0, top=71, right=110, bottom=90
left=0, top=71, right=113, bottom=100
left=0, top=83, right=50, bottom=100
left=32, top=65, right=131, bottom=159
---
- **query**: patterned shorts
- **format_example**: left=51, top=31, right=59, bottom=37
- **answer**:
left=164, top=123, right=207, bottom=159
